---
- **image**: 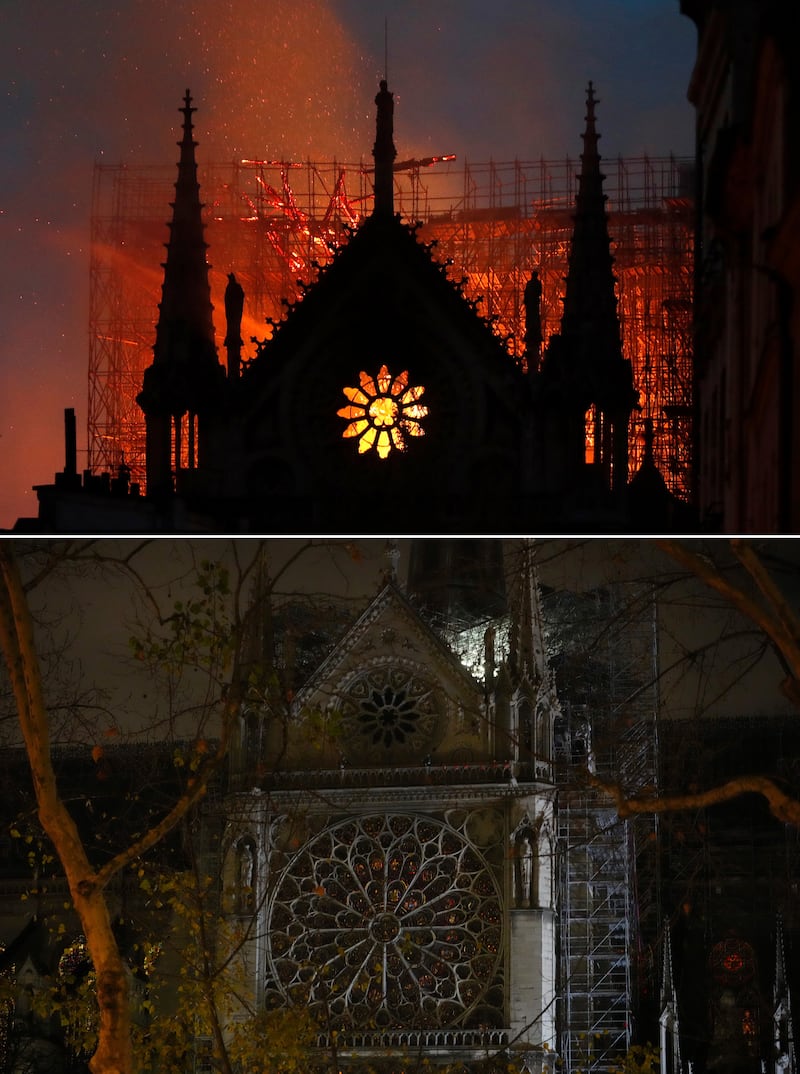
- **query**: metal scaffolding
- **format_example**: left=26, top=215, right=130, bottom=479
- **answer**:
left=88, top=154, right=693, bottom=498
left=550, top=582, right=659, bottom=1072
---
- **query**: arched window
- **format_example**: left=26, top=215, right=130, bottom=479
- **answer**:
left=585, top=404, right=598, bottom=465
left=516, top=697, right=532, bottom=756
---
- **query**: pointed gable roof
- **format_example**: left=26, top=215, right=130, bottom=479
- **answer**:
left=295, top=579, right=482, bottom=716
left=291, top=578, right=489, bottom=765
left=237, top=215, right=528, bottom=528
left=0, top=916, right=53, bottom=976
left=234, top=83, right=529, bottom=532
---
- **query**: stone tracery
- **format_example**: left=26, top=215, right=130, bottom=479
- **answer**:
left=265, top=812, right=503, bottom=1030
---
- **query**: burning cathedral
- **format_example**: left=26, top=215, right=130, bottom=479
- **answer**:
left=18, top=81, right=690, bottom=534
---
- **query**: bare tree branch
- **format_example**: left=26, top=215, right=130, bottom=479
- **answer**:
left=590, top=769, right=800, bottom=826
left=657, top=538, right=800, bottom=706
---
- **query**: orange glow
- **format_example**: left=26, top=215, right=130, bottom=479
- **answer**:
left=90, top=156, right=692, bottom=499
left=182, top=3, right=369, bottom=164
left=741, top=1009, right=756, bottom=1039
left=338, top=365, right=428, bottom=459
left=584, top=405, right=597, bottom=466
left=369, top=395, right=399, bottom=426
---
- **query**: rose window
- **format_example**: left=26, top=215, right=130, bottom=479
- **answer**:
left=339, top=668, right=440, bottom=760
left=265, top=813, right=503, bottom=1030
left=710, top=936, right=756, bottom=985
left=338, top=365, right=428, bottom=459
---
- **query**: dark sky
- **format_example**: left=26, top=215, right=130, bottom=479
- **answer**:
left=0, top=0, right=696, bottom=529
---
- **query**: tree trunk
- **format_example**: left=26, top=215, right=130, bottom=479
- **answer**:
left=0, top=548, right=133, bottom=1074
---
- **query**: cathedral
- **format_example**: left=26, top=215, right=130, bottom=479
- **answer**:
left=17, top=81, right=686, bottom=534
left=3, top=538, right=796, bottom=1074
left=223, top=544, right=560, bottom=1070
left=204, top=539, right=800, bottom=1074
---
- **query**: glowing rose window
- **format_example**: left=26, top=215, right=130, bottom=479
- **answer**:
left=710, top=936, right=756, bottom=985
left=338, top=365, right=428, bottom=459
left=265, top=813, right=503, bottom=1031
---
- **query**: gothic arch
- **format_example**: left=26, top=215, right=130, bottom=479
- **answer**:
left=510, top=812, right=555, bottom=910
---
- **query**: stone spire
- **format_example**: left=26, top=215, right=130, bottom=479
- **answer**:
left=559, top=83, right=621, bottom=351
left=659, top=925, right=683, bottom=1074
left=501, top=540, right=557, bottom=769
left=372, top=79, right=396, bottom=217
left=508, top=540, right=547, bottom=683
left=774, top=915, right=795, bottom=1073
left=154, top=89, right=216, bottom=361
left=137, top=90, right=224, bottom=496
left=538, top=83, right=638, bottom=498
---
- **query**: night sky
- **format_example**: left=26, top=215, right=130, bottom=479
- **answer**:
left=0, top=0, right=696, bottom=529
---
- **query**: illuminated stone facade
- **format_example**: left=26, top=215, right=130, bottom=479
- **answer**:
left=221, top=570, right=560, bottom=1071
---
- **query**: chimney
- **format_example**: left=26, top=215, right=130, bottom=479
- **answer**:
left=64, top=408, right=77, bottom=476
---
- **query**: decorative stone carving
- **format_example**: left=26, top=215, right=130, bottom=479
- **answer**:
left=518, top=836, right=534, bottom=907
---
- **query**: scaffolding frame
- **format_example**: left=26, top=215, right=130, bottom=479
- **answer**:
left=88, top=155, right=693, bottom=498
left=553, top=583, right=659, bottom=1073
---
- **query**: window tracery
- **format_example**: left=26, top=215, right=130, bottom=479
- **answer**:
left=338, top=365, right=428, bottom=459
left=338, top=667, right=440, bottom=761
left=265, top=813, right=503, bottom=1031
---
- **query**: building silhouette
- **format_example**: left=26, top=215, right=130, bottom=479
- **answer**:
left=15, top=83, right=691, bottom=534
left=19, top=3, right=800, bottom=535
left=85, top=152, right=693, bottom=507
left=681, top=0, right=800, bottom=531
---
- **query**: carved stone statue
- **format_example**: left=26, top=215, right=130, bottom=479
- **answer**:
left=524, top=271, right=543, bottom=366
left=224, top=272, right=245, bottom=379
left=518, top=836, right=534, bottom=907
left=374, top=79, right=394, bottom=151
left=224, top=272, right=244, bottom=344
left=238, top=840, right=254, bottom=910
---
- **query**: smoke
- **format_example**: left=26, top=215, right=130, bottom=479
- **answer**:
left=0, top=0, right=371, bottom=526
